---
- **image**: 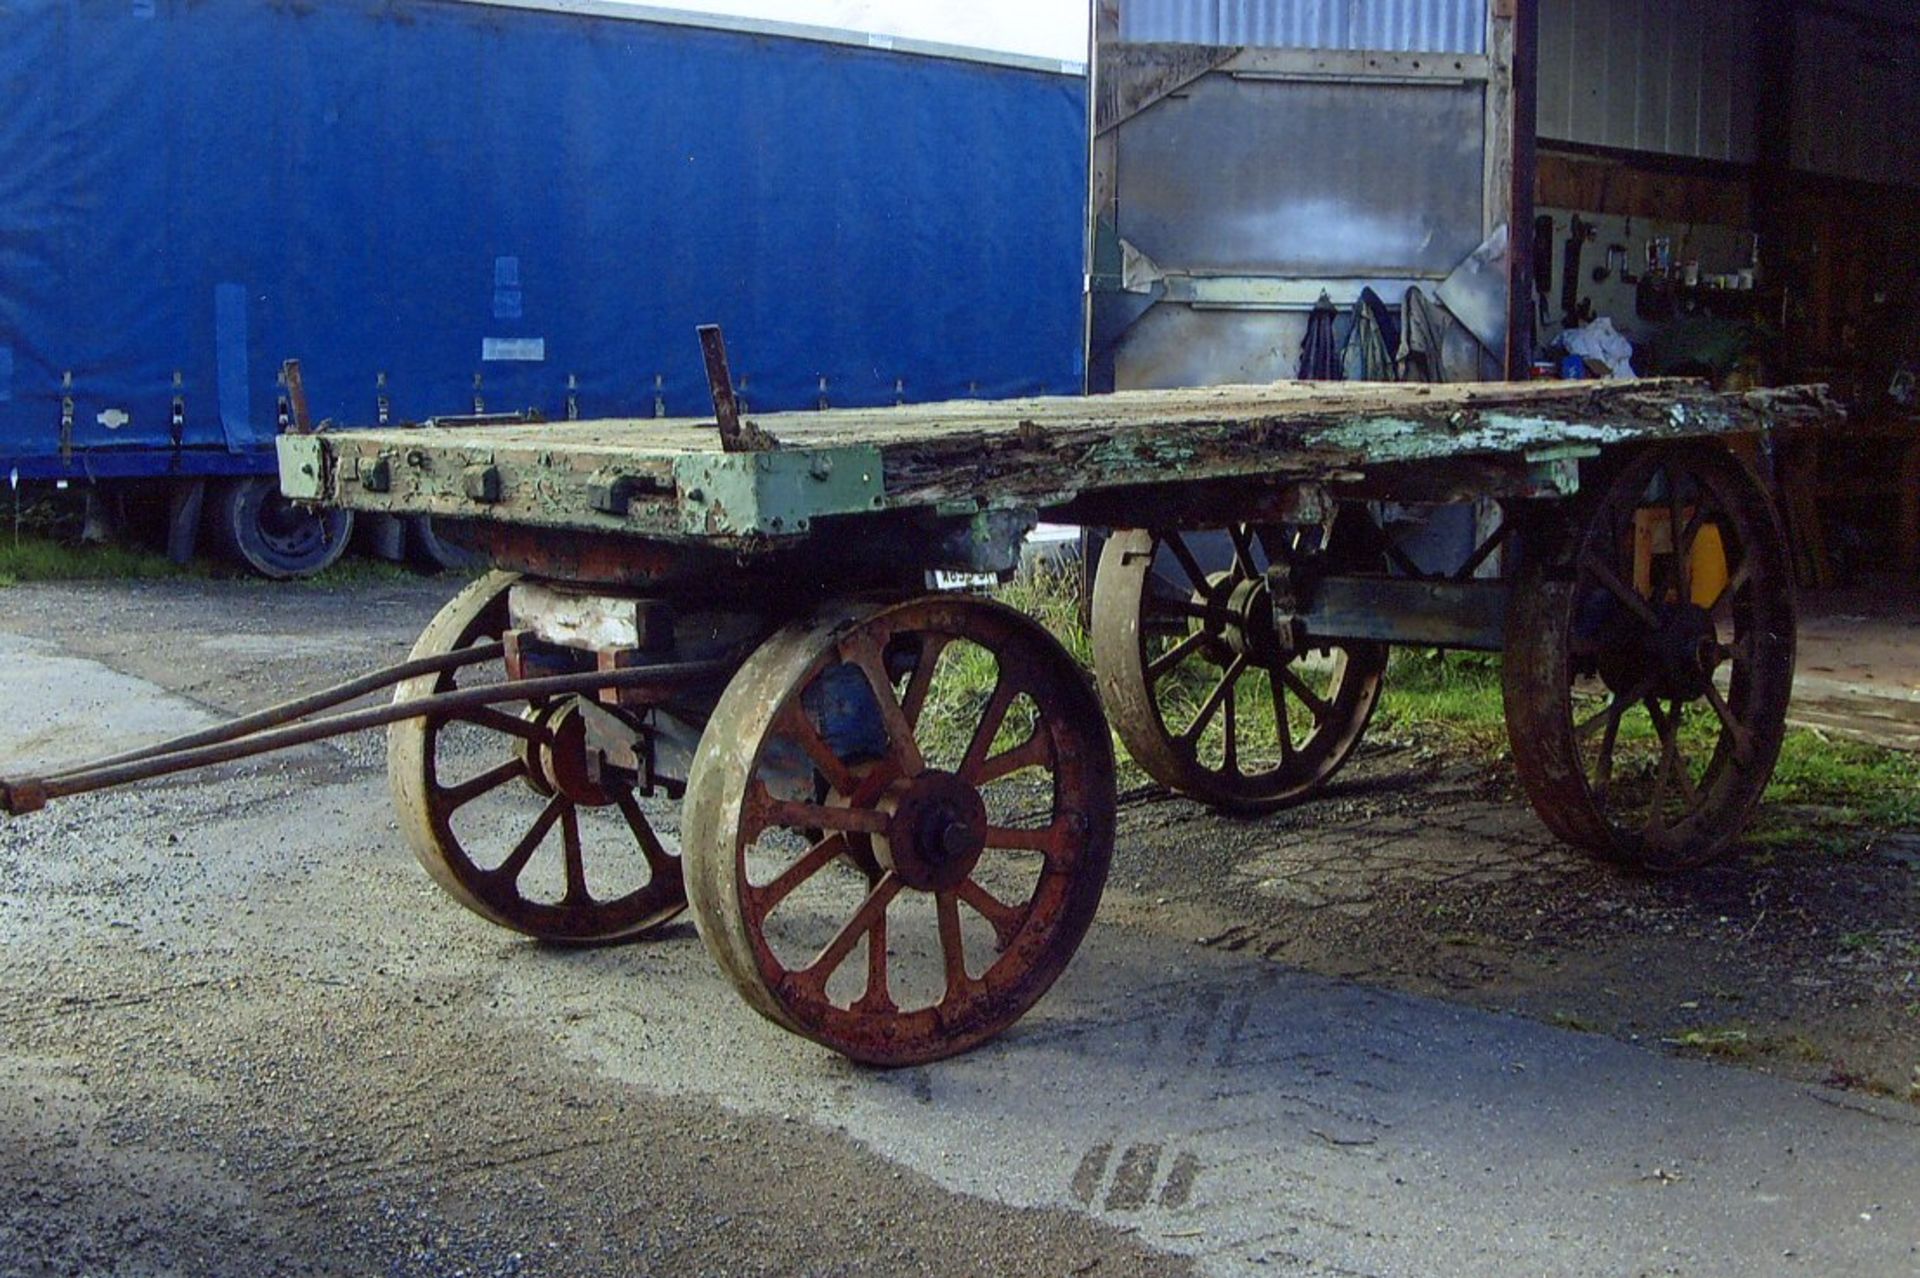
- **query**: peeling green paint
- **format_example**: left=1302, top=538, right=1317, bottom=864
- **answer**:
left=672, top=445, right=885, bottom=537
left=1084, top=435, right=1199, bottom=470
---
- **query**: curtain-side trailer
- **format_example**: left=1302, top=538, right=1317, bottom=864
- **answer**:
left=0, top=0, right=1087, bottom=575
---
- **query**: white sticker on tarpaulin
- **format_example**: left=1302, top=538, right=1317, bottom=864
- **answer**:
left=97, top=408, right=130, bottom=430
left=482, top=338, right=546, bottom=363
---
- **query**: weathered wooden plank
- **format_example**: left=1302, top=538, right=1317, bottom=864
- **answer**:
left=280, top=379, right=1837, bottom=546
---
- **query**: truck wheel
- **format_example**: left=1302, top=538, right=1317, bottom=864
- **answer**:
left=407, top=516, right=486, bottom=573
left=210, top=475, right=354, bottom=579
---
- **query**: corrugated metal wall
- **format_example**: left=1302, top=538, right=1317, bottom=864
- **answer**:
left=1792, top=10, right=1920, bottom=189
left=1118, top=0, right=1486, bottom=55
left=1536, top=0, right=1757, bottom=163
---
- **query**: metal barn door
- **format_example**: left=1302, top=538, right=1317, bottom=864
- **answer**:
left=1089, top=0, right=1530, bottom=392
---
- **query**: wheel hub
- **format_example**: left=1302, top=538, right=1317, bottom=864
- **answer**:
left=1221, top=576, right=1289, bottom=664
left=873, top=770, right=988, bottom=892
left=529, top=701, right=617, bottom=807
left=1596, top=601, right=1720, bottom=702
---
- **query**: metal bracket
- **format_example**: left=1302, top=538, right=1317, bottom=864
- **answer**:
left=59, top=371, right=73, bottom=463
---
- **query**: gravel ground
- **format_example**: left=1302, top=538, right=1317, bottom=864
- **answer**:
left=2, top=576, right=1917, bottom=1277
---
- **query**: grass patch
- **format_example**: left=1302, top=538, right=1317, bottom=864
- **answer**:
left=1372, top=650, right=1509, bottom=754
left=0, top=530, right=439, bottom=589
left=1767, top=734, right=1920, bottom=829
left=0, top=534, right=206, bottom=584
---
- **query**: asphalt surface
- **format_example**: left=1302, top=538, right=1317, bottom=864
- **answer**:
left=2, top=577, right=1918, bottom=1277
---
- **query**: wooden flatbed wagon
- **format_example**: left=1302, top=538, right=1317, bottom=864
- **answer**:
left=3, top=360, right=1835, bottom=1065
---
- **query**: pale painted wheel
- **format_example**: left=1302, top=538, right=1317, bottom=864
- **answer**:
left=682, top=596, right=1114, bottom=1065
left=389, top=571, right=686, bottom=941
left=1092, top=523, right=1386, bottom=810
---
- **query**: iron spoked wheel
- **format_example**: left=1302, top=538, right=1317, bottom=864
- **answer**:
left=1091, top=524, right=1387, bottom=811
left=1502, top=444, right=1796, bottom=873
left=682, top=597, right=1115, bottom=1066
left=389, top=572, right=687, bottom=942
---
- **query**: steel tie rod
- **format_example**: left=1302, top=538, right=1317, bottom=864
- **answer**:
left=0, top=657, right=729, bottom=816
left=70, top=641, right=508, bottom=776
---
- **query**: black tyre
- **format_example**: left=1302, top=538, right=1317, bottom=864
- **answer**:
left=210, top=475, right=354, bottom=579
left=407, top=516, right=486, bottom=573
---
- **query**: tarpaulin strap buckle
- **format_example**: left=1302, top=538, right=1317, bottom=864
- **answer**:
left=59, top=371, right=74, bottom=463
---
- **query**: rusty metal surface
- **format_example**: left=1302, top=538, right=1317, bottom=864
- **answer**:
left=1501, top=444, right=1796, bottom=872
left=698, top=324, right=753, bottom=454
left=281, top=381, right=1840, bottom=549
left=681, top=596, right=1115, bottom=1065
left=1091, top=524, right=1386, bottom=811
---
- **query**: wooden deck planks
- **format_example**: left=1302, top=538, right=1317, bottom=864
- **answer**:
left=287, top=379, right=1838, bottom=543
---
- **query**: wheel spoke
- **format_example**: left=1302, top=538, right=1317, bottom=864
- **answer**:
left=971, top=731, right=1053, bottom=787
left=840, top=633, right=926, bottom=779
left=796, top=873, right=901, bottom=993
left=493, top=793, right=565, bottom=885
left=899, top=634, right=951, bottom=730
left=1642, top=698, right=1681, bottom=831
left=613, top=789, right=678, bottom=877
left=1701, top=680, right=1754, bottom=765
left=1270, top=672, right=1295, bottom=761
left=959, top=675, right=1021, bottom=781
left=750, top=833, right=849, bottom=923
left=1665, top=701, right=1702, bottom=807
left=1590, top=694, right=1628, bottom=802
left=957, top=878, right=1026, bottom=950
left=986, top=823, right=1070, bottom=867
left=438, top=759, right=526, bottom=812
left=1181, top=655, right=1247, bottom=744
left=1581, top=673, right=1650, bottom=805
left=853, top=906, right=895, bottom=1014
left=1272, top=664, right=1332, bottom=723
left=1580, top=552, right=1662, bottom=629
left=777, top=703, right=858, bottom=798
left=1163, top=532, right=1212, bottom=596
left=559, top=806, right=591, bottom=905
left=446, top=706, right=549, bottom=744
left=1714, top=555, right=1753, bottom=609
left=1227, top=523, right=1260, bottom=580
left=1146, top=628, right=1211, bottom=682
left=754, top=789, right=889, bottom=838
left=936, top=890, right=977, bottom=998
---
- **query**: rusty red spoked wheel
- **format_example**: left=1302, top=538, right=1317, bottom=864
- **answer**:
left=1503, top=444, right=1795, bottom=872
left=1091, top=523, right=1387, bottom=810
left=682, top=596, right=1115, bottom=1066
left=389, top=572, right=687, bottom=942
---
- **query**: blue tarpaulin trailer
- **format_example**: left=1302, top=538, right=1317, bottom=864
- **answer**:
left=0, top=0, right=1087, bottom=573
